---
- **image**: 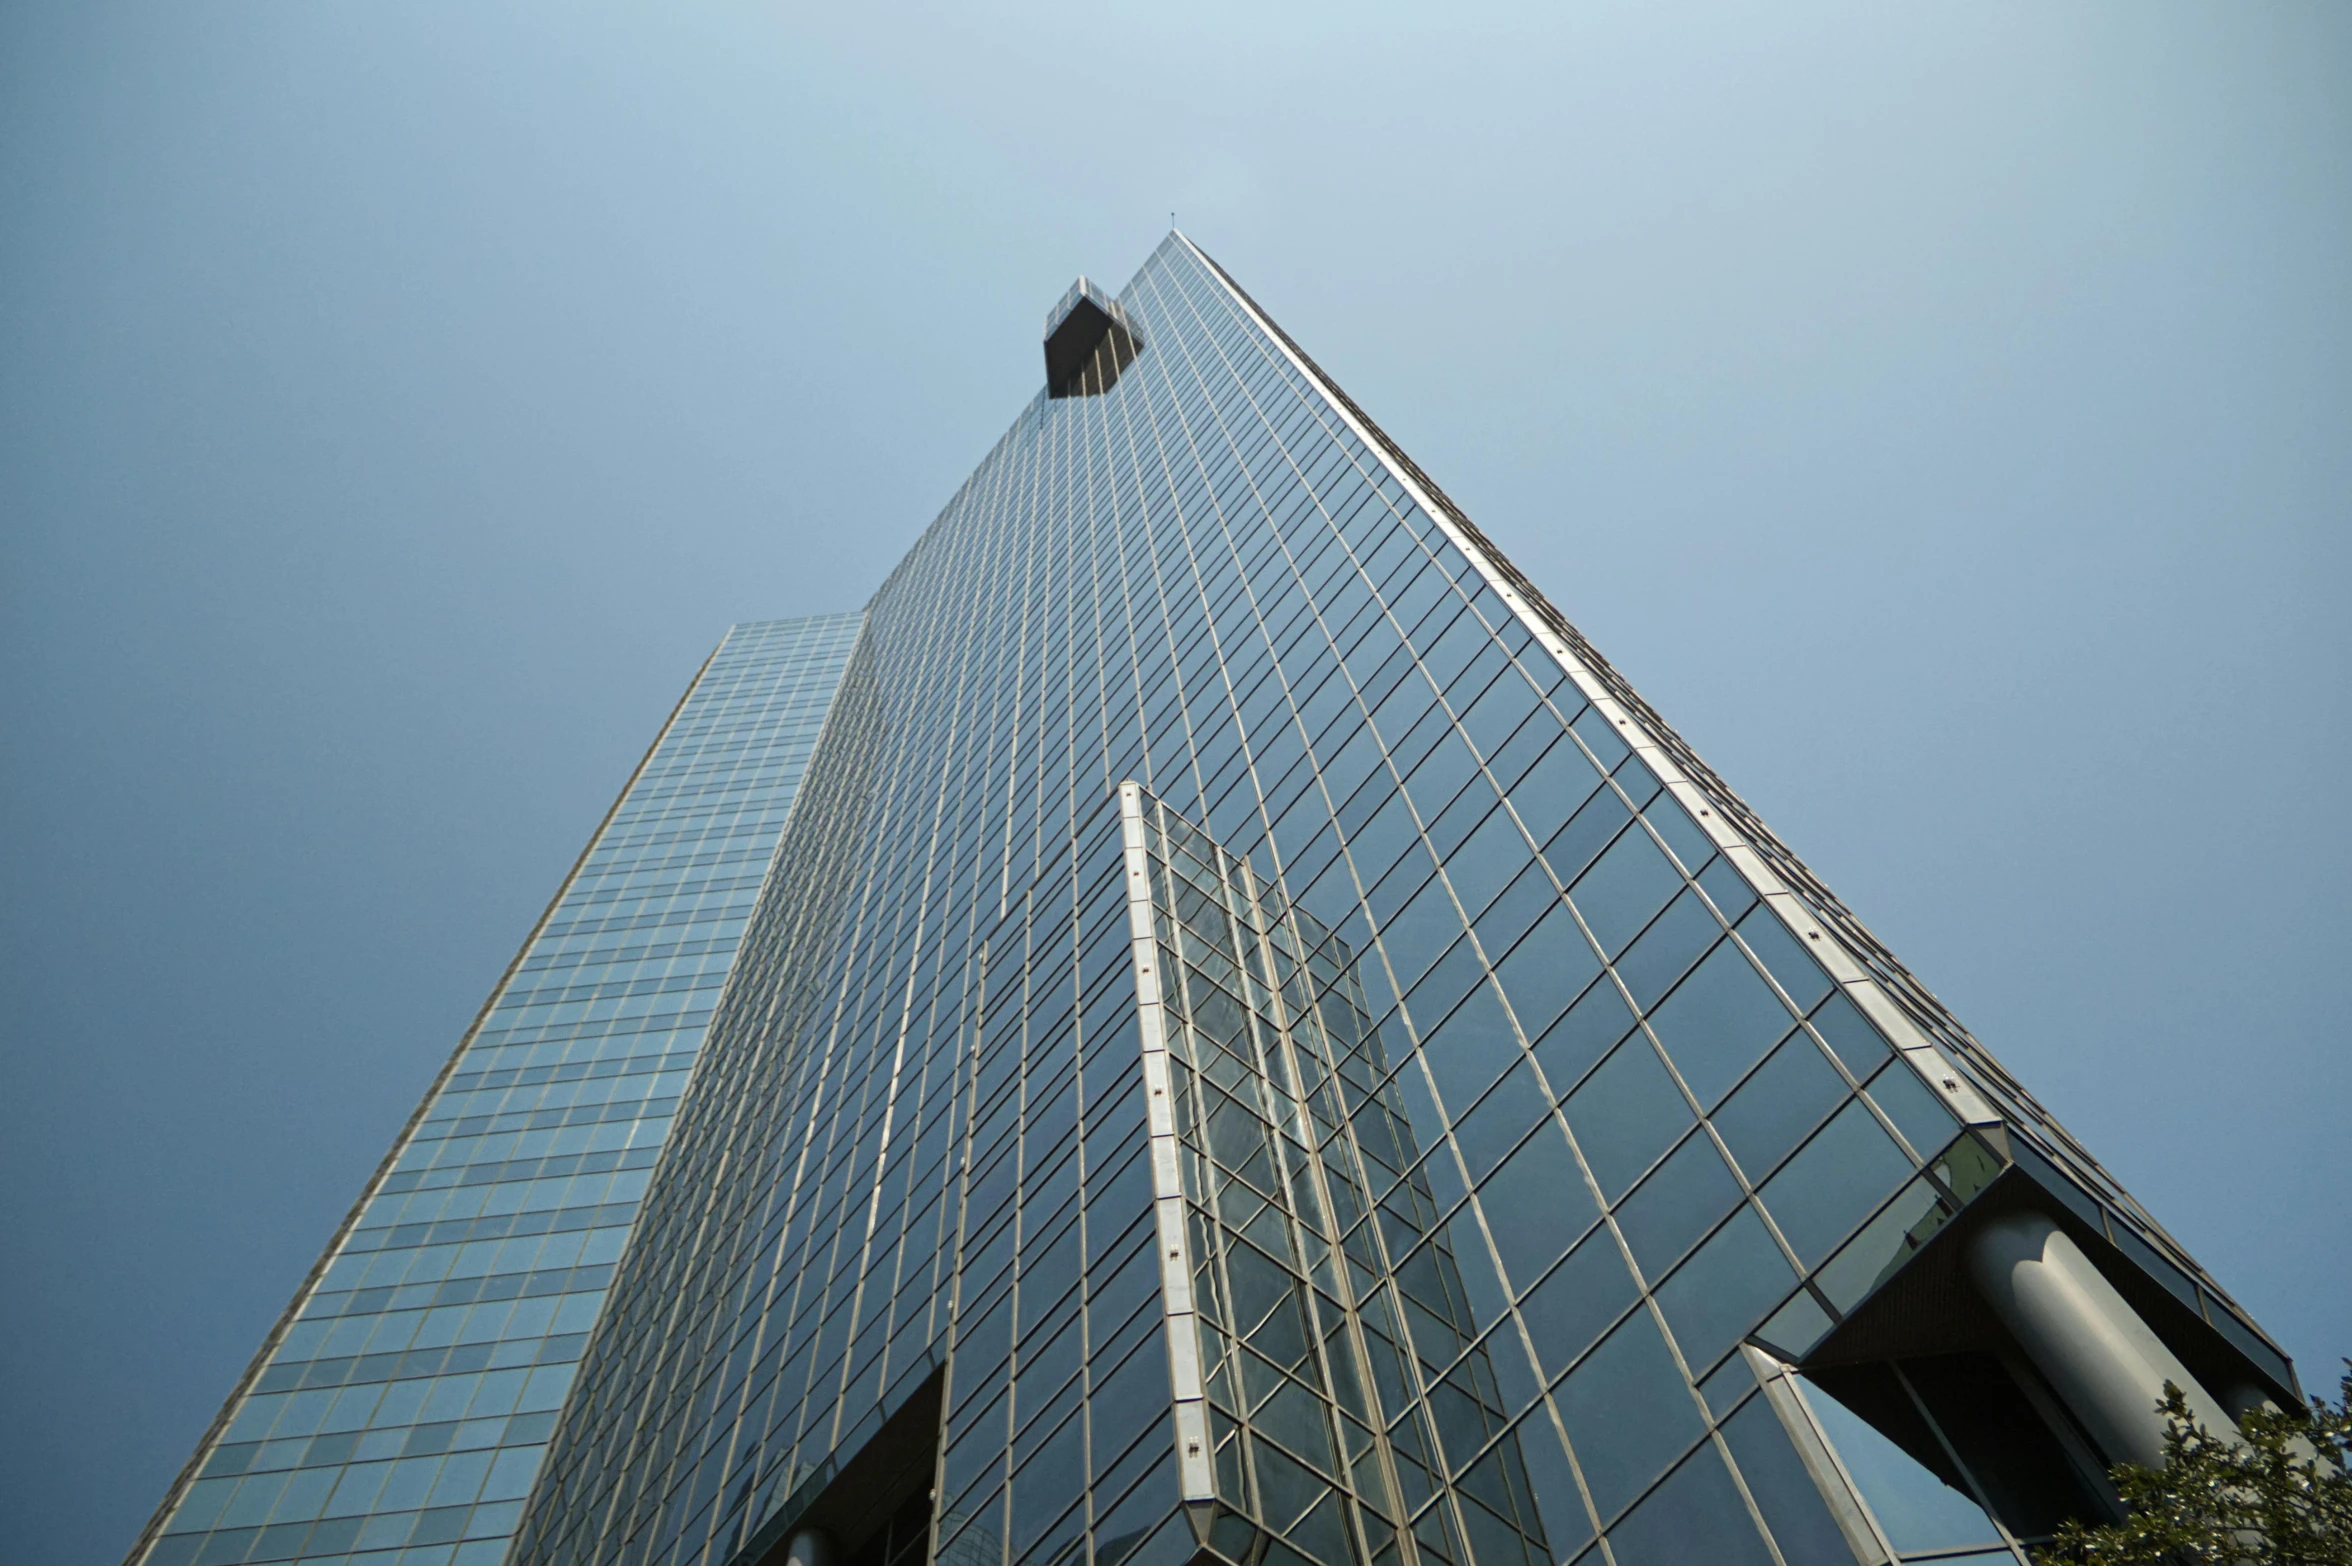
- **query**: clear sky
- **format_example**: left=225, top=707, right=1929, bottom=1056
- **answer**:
left=3, top=3, right=2345, bottom=1561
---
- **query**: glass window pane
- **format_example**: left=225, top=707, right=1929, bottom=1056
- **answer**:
left=1417, top=981, right=1519, bottom=1114
left=1540, top=786, right=1629, bottom=889
left=1613, top=757, right=1664, bottom=809
left=1642, top=798, right=1715, bottom=876
left=1863, top=1061, right=1958, bottom=1160
left=1398, top=924, right=1478, bottom=1028
left=1531, top=979, right=1637, bottom=1098
left=1386, top=884, right=1467, bottom=994
left=1709, top=1035, right=1846, bottom=1184
left=1473, top=862, right=1561, bottom=960
left=1477, top=1124, right=1598, bottom=1294
left=1653, top=1209, right=1796, bottom=1374
left=1368, top=839, right=1439, bottom=926
left=1568, top=830, right=1681, bottom=958
left=1444, top=1205, right=1510, bottom=1337
left=1088, top=1335, right=1169, bottom=1475
left=1406, top=732, right=1480, bottom=821
left=1604, top=1442, right=1776, bottom=1566
left=1612, top=1134, right=1741, bottom=1281
left=1796, top=1368, right=2002, bottom=1555
left=1462, top=673, right=1541, bottom=766
left=1485, top=714, right=1561, bottom=795
left=1570, top=709, right=1630, bottom=773
left=1806, top=991, right=1891, bottom=1078
left=1427, top=778, right=1499, bottom=861
left=1451, top=1062, right=1547, bottom=1180
left=1506, top=739, right=1604, bottom=846
left=1697, top=855, right=1757, bottom=922
left=1444, top=808, right=1535, bottom=921
left=1497, top=1410, right=1595, bottom=1563
left=1518, top=1231, right=1635, bottom=1379
left=1759, top=1102, right=1914, bottom=1267
left=1494, top=905, right=1600, bottom=1040
left=1735, top=908, right=1833, bottom=1013
left=1611, top=892, right=1719, bottom=1011
left=1717, top=1397, right=1857, bottom=1566
left=1562, top=1040, right=1690, bottom=1201
left=1346, top=795, right=1419, bottom=893
left=1645, top=941, right=1796, bottom=1108
left=1554, top=1311, right=1701, bottom=1522
left=1092, top=1453, right=1179, bottom=1566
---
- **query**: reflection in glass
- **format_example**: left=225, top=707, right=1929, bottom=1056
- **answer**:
left=1138, top=790, right=1559, bottom=1566
left=1795, top=1368, right=2003, bottom=1556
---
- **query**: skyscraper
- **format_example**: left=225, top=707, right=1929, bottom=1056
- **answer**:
left=135, top=236, right=2301, bottom=1566
left=126, top=614, right=866, bottom=1566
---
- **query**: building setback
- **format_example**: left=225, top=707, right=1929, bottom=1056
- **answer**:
left=136, top=236, right=2299, bottom=1566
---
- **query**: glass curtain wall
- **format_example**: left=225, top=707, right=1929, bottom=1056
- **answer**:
left=509, top=235, right=2287, bottom=1566
left=130, top=613, right=865, bottom=1566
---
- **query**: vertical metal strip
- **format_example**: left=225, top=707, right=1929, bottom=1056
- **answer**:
left=1118, top=780, right=1215, bottom=1505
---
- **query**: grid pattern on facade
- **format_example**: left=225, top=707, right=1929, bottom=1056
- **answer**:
left=1123, top=784, right=1557, bottom=1566
left=131, top=613, right=865, bottom=1566
left=507, top=235, right=2287, bottom=1566
left=921, top=797, right=1188, bottom=1566
left=1124, top=785, right=2123, bottom=1566
left=1183, top=249, right=2287, bottom=1394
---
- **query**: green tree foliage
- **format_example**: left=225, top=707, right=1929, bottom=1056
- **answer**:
left=2038, top=1368, right=2352, bottom=1565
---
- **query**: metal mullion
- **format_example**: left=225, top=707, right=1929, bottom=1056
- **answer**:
left=1240, top=855, right=1410, bottom=1546
left=1115, top=783, right=1216, bottom=1520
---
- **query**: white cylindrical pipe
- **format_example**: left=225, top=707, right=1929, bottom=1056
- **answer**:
left=784, top=1527, right=836, bottom=1566
left=1965, top=1210, right=2235, bottom=1470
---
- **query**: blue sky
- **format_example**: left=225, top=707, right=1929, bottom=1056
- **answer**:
left=3, top=4, right=2345, bottom=1560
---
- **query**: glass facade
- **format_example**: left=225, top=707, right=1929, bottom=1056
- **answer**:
left=129, top=613, right=866, bottom=1566
left=138, top=235, right=2299, bottom=1566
